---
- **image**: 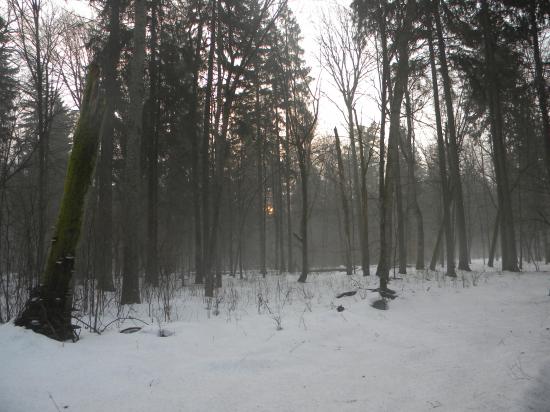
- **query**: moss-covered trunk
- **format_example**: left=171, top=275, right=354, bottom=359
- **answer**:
left=15, top=64, right=102, bottom=341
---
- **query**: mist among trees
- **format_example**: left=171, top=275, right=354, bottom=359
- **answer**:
left=1, top=0, right=550, bottom=409
left=1, top=0, right=550, bottom=402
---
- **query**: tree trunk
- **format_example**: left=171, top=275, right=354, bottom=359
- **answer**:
left=530, top=0, right=550, bottom=182
left=284, top=108, right=294, bottom=273
left=202, top=0, right=216, bottom=297
left=481, top=0, right=519, bottom=272
left=376, top=0, right=416, bottom=291
left=275, top=119, right=286, bottom=273
left=488, top=209, right=500, bottom=268
left=95, top=0, right=121, bottom=291
left=334, top=127, right=353, bottom=276
left=297, top=155, right=308, bottom=283
left=255, top=74, right=267, bottom=277
left=544, top=228, right=549, bottom=264
left=403, top=89, right=424, bottom=270
left=429, top=218, right=443, bottom=271
left=33, top=2, right=48, bottom=285
left=433, top=0, right=470, bottom=271
left=376, top=7, right=389, bottom=283
left=427, top=17, right=455, bottom=276
left=145, top=0, right=160, bottom=286
left=121, top=0, right=147, bottom=304
left=354, top=110, right=370, bottom=276
left=191, top=20, right=204, bottom=284
left=15, top=64, right=102, bottom=341
left=395, top=144, right=407, bottom=275
left=347, top=106, right=367, bottom=276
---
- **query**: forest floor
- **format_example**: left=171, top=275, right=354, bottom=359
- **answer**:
left=1, top=262, right=550, bottom=411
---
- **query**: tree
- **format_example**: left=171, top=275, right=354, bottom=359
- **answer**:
left=291, top=88, right=319, bottom=284
left=15, top=63, right=102, bottom=341
left=334, top=127, right=353, bottom=276
left=479, top=0, right=519, bottom=271
left=402, top=86, right=424, bottom=270
left=432, top=0, right=470, bottom=271
left=528, top=0, right=550, bottom=183
left=276, top=5, right=318, bottom=283
left=353, top=0, right=417, bottom=291
left=10, top=0, right=64, bottom=282
left=95, top=0, right=122, bottom=291
left=120, top=0, right=147, bottom=304
left=426, top=13, right=455, bottom=276
left=145, top=0, right=161, bottom=286
left=319, top=4, right=372, bottom=276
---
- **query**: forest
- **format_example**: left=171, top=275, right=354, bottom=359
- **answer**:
left=0, top=0, right=550, bottom=410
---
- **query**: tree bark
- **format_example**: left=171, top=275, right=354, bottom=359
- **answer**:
left=403, top=89, right=424, bottom=270
left=202, top=0, right=216, bottom=297
left=376, top=0, right=416, bottom=290
left=427, top=17, right=455, bottom=276
left=480, top=0, right=519, bottom=272
left=255, top=73, right=267, bottom=277
left=95, top=0, right=121, bottom=291
left=530, top=0, right=550, bottom=183
left=145, top=0, right=160, bottom=286
left=347, top=106, right=367, bottom=276
left=191, top=18, right=204, bottom=284
left=544, top=228, right=549, bottom=264
left=32, top=1, right=48, bottom=284
left=395, top=141, right=407, bottom=275
left=376, top=6, right=389, bottom=283
left=488, top=209, right=500, bottom=268
left=429, top=220, right=444, bottom=271
left=297, top=152, right=309, bottom=283
left=275, top=117, right=286, bottom=272
left=354, top=110, right=370, bottom=276
left=284, top=100, right=294, bottom=273
left=433, top=0, right=470, bottom=271
left=334, top=127, right=353, bottom=276
left=121, top=0, right=147, bottom=304
left=15, top=64, right=102, bottom=341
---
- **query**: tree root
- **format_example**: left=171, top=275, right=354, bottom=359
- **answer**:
left=14, top=286, right=77, bottom=342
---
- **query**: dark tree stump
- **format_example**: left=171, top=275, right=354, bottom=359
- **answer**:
left=14, top=286, right=77, bottom=342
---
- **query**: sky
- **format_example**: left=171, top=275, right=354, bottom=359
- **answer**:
left=288, top=0, right=381, bottom=137
left=62, top=0, right=382, bottom=139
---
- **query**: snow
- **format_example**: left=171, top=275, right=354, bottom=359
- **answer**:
left=1, top=265, right=550, bottom=411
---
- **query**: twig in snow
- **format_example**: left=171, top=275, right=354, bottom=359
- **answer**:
left=48, top=393, right=61, bottom=412
left=100, top=316, right=150, bottom=333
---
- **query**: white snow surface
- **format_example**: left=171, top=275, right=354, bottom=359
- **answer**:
left=1, top=264, right=550, bottom=412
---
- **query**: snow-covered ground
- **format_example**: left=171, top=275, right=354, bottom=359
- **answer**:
left=1, top=264, right=550, bottom=412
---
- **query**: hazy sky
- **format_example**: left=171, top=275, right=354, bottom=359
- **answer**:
left=288, top=0, right=380, bottom=137
left=63, top=0, right=382, bottom=139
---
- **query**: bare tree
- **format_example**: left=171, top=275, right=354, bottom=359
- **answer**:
left=95, top=0, right=121, bottom=291
left=318, top=4, right=372, bottom=276
left=375, top=0, right=416, bottom=291
left=480, top=0, right=518, bottom=272
left=10, top=0, right=64, bottom=281
left=426, top=15, right=454, bottom=276
left=334, top=127, right=353, bottom=276
left=290, top=85, right=319, bottom=284
left=432, top=0, right=470, bottom=271
left=402, top=87, right=424, bottom=270
left=54, top=11, right=92, bottom=110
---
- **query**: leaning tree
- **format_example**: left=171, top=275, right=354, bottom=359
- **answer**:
left=15, top=63, right=102, bottom=341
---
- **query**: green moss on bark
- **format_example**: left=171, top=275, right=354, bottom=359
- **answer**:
left=15, top=63, right=102, bottom=341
